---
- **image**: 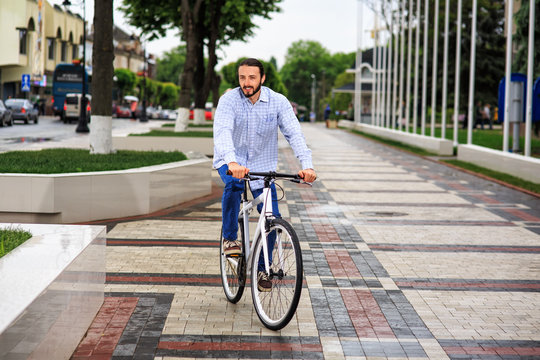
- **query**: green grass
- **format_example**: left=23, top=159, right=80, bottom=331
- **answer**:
left=0, top=227, right=32, bottom=258
left=351, top=129, right=438, bottom=156
left=161, top=123, right=213, bottom=128
left=413, top=127, right=540, bottom=157
left=347, top=128, right=540, bottom=194
left=0, top=148, right=187, bottom=174
left=443, top=159, right=540, bottom=194
left=131, top=130, right=214, bottom=137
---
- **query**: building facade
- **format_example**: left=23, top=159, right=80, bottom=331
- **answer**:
left=0, top=0, right=84, bottom=101
left=0, top=0, right=153, bottom=112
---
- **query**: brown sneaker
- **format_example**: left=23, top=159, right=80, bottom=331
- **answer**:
left=224, top=239, right=242, bottom=256
left=257, top=271, right=272, bottom=292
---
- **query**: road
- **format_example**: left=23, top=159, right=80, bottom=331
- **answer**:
left=0, top=115, right=165, bottom=152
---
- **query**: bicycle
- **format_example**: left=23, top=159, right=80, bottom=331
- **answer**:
left=219, top=171, right=309, bottom=330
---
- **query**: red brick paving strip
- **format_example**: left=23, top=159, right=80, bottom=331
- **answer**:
left=443, top=346, right=540, bottom=357
left=324, top=249, right=362, bottom=278
left=313, top=223, right=342, bottom=242
left=158, top=340, right=322, bottom=352
left=340, top=289, right=396, bottom=339
left=71, top=297, right=138, bottom=360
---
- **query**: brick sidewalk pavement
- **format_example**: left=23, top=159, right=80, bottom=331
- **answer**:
left=70, top=123, right=540, bottom=359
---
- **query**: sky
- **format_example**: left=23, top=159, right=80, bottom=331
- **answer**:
left=48, top=0, right=376, bottom=70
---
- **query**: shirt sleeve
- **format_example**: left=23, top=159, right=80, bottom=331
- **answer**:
left=213, top=94, right=237, bottom=165
left=277, top=95, right=313, bottom=170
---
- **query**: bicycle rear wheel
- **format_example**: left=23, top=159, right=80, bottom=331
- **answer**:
left=219, top=219, right=246, bottom=303
left=251, top=218, right=303, bottom=330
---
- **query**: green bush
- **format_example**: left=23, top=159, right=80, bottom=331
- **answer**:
left=0, top=149, right=187, bottom=174
left=0, top=227, right=32, bottom=258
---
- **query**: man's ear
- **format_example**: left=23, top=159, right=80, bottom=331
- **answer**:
left=261, top=74, right=266, bottom=84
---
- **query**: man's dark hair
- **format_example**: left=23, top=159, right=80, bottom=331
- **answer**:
left=238, top=58, right=265, bottom=77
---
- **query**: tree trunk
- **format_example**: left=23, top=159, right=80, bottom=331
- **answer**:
left=175, top=0, right=203, bottom=132
left=90, top=0, right=114, bottom=154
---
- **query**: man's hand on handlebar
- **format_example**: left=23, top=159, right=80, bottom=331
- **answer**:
left=298, top=168, right=317, bottom=183
left=228, top=162, right=249, bottom=179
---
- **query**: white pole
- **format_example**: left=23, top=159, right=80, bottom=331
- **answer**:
left=421, top=0, right=429, bottom=135
left=398, top=0, right=406, bottom=131
left=413, top=0, right=421, bottom=134
left=441, top=0, right=450, bottom=140
left=452, top=0, right=462, bottom=146
left=467, top=0, right=478, bottom=145
left=392, top=7, right=399, bottom=129
left=524, top=0, right=535, bottom=157
left=503, top=0, right=514, bottom=151
left=372, top=14, right=378, bottom=126
left=356, top=1, right=363, bottom=124
left=386, top=4, right=393, bottom=128
left=430, top=0, right=440, bottom=137
left=405, top=0, right=413, bottom=132
left=381, top=28, right=388, bottom=128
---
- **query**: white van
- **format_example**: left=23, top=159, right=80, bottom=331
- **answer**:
left=63, top=93, right=91, bottom=123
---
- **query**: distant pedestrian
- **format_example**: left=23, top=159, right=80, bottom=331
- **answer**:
left=474, top=101, right=484, bottom=129
left=483, top=103, right=492, bottom=130
left=324, top=104, right=331, bottom=121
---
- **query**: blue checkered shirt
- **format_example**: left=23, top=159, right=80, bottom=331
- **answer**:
left=213, top=86, right=313, bottom=189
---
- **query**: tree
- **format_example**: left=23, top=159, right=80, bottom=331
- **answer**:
left=160, top=83, right=180, bottom=109
left=513, top=0, right=540, bottom=76
left=89, top=0, right=114, bottom=154
left=280, top=40, right=354, bottom=116
left=120, top=0, right=282, bottom=129
left=156, top=45, right=187, bottom=86
left=114, top=68, right=136, bottom=103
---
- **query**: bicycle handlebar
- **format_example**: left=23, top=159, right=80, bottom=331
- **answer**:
left=226, top=170, right=302, bottom=180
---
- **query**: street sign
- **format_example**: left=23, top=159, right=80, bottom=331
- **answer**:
left=21, top=74, right=31, bottom=92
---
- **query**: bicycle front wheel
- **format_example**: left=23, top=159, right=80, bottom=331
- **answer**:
left=251, top=218, right=303, bottom=330
left=219, top=219, right=246, bottom=303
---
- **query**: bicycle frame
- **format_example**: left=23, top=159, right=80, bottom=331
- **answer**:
left=239, top=179, right=276, bottom=276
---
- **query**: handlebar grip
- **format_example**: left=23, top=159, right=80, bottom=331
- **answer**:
left=226, top=170, right=232, bottom=175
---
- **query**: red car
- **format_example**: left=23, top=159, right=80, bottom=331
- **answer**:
left=189, top=107, right=213, bottom=121
left=114, top=106, right=131, bottom=118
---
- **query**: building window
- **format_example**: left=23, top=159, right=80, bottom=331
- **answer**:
left=47, top=38, right=55, bottom=60
left=61, top=42, right=67, bottom=61
left=19, top=29, right=27, bottom=55
left=72, top=44, right=78, bottom=60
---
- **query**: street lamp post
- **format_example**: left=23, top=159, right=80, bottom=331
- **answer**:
left=140, top=40, right=148, bottom=122
left=62, top=0, right=89, bottom=133
left=310, top=74, right=316, bottom=122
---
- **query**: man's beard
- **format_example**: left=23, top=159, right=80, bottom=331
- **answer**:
left=242, top=81, right=262, bottom=98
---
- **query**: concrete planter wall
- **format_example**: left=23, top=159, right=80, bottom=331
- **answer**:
left=0, top=223, right=106, bottom=359
left=341, top=121, right=454, bottom=156
left=113, top=136, right=214, bottom=157
left=458, top=144, right=540, bottom=184
left=0, top=158, right=212, bottom=224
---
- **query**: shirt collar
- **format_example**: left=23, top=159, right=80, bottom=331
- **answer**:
left=237, top=86, right=269, bottom=104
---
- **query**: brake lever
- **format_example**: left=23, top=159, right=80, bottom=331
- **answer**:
left=289, top=179, right=313, bottom=187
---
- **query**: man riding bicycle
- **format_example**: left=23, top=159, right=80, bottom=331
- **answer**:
left=213, top=58, right=317, bottom=292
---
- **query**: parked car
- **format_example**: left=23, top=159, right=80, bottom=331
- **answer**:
left=115, top=106, right=131, bottom=118
left=189, top=107, right=213, bottom=121
left=5, top=98, right=38, bottom=124
left=0, top=100, right=13, bottom=127
left=63, top=93, right=91, bottom=124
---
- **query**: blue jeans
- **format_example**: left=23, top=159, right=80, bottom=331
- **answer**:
left=218, top=165, right=281, bottom=271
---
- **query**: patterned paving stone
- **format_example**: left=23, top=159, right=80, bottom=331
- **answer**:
left=70, top=124, right=539, bottom=359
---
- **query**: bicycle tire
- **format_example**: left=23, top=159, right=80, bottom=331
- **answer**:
left=251, top=218, right=303, bottom=330
left=219, top=219, right=246, bottom=303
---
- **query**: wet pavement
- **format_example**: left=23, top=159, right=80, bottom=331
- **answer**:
left=0, top=115, right=164, bottom=152
left=57, top=123, right=540, bottom=359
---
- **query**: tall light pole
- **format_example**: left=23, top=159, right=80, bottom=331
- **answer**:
left=310, top=74, right=316, bottom=122
left=62, top=0, right=89, bottom=133
left=139, top=36, right=148, bottom=122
